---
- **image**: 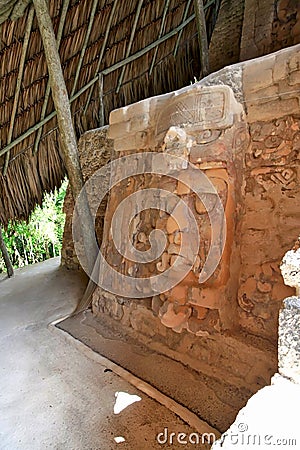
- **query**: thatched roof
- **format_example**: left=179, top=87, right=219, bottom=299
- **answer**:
left=0, top=0, right=220, bottom=226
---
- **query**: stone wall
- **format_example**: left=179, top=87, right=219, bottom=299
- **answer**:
left=209, top=0, right=246, bottom=72
left=239, top=47, right=300, bottom=340
left=241, top=0, right=300, bottom=61
left=212, top=239, right=300, bottom=447
left=209, top=0, right=300, bottom=71
left=90, top=44, right=300, bottom=400
left=61, top=127, right=113, bottom=270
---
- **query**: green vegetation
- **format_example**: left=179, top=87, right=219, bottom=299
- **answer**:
left=0, top=180, right=68, bottom=273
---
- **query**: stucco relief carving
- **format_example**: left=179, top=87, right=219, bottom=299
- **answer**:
left=238, top=115, right=299, bottom=340
left=106, top=84, right=249, bottom=335
left=90, top=46, right=300, bottom=343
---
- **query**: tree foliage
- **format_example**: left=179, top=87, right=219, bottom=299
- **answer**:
left=0, top=180, right=68, bottom=273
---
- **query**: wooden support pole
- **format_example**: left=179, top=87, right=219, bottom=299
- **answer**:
left=116, top=0, right=143, bottom=94
left=32, top=0, right=97, bottom=273
left=32, top=0, right=83, bottom=200
left=33, top=0, right=71, bottom=155
left=3, top=5, right=34, bottom=175
left=0, top=225, right=13, bottom=278
left=193, top=0, right=209, bottom=77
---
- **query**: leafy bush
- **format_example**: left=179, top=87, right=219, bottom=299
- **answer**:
left=0, top=179, right=68, bottom=272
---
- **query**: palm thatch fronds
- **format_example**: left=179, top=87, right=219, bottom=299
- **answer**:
left=0, top=0, right=220, bottom=226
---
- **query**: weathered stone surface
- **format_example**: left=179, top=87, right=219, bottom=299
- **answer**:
left=88, top=46, right=300, bottom=408
left=278, top=296, right=300, bottom=383
left=208, top=0, right=245, bottom=72
left=243, top=56, right=275, bottom=93
left=176, top=180, right=190, bottom=195
left=243, top=45, right=300, bottom=123
left=240, top=0, right=300, bottom=62
left=61, top=127, right=113, bottom=270
left=130, top=305, right=166, bottom=338
left=94, top=49, right=300, bottom=343
left=209, top=0, right=300, bottom=75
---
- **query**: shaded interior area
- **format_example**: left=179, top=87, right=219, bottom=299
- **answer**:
left=0, top=1, right=300, bottom=448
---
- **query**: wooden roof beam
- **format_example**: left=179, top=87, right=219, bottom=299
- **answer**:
left=116, top=0, right=144, bottom=94
left=71, top=0, right=99, bottom=97
left=3, top=5, right=34, bottom=175
left=84, top=0, right=119, bottom=116
left=0, top=12, right=195, bottom=159
left=193, top=0, right=209, bottom=77
left=33, top=0, right=71, bottom=155
left=149, top=0, right=171, bottom=76
left=98, top=73, right=104, bottom=126
left=174, top=0, right=216, bottom=58
left=174, top=0, right=193, bottom=57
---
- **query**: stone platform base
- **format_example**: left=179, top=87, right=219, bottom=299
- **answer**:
left=58, top=309, right=262, bottom=433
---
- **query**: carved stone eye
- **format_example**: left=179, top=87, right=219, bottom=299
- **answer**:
left=196, top=129, right=221, bottom=144
left=202, top=130, right=212, bottom=139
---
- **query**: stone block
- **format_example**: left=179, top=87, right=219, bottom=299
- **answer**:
left=160, top=302, right=191, bottom=331
left=246, top=97, right=299, bottom=123
left=168, top=285, right=188, bottom=304
left=289, top=52, right=300, bottom=72
left=243, top=56, right=275, bottom=93
left=110, top=99, right=151, bottom=128
left=177, top=180, right=190, bottom=195
left=278, top=296, right=300, bottom=383
left=166, top=216, right=179, bottom=234
left=151, top=295, right=163, bottom=316
left=107, top=120, right=130, bottom=139
left=288, top=70, right=300, bottom=86
left=130, top=306, right=165, bottom=337
left=113, top=135, right=137, bottom=152
left=109, top=106, right=128, bottom=125
left=61, top=127, right=113, bottom=270
left=274, top=54, right=288, bottom=81
left=126, top=99, right=151, bottom=120
left=129, top=114, right=149, bottom=133
left=271, top=282, right=294, bottom=302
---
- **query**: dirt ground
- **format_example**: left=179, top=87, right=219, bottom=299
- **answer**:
left=0, top=258, right=212, bottom=450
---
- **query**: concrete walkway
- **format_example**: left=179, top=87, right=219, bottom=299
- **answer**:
left=0, top=258, right=198, bottom=450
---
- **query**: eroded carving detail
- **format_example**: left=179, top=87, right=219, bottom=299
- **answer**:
left=102, top=85, right=248, bottom=335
